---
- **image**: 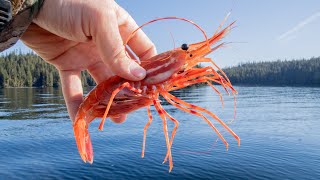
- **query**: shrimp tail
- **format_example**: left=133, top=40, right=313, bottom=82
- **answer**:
left=73, top=114, right=94, bottom=164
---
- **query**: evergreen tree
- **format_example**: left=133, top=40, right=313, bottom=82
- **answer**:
left=26, top=67, right=32, bottom=87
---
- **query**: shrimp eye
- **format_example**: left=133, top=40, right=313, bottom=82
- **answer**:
left=181, top=43, right=189, bottom=51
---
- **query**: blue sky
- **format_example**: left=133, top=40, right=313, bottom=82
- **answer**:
left=2, top=0, right=320, bottom=67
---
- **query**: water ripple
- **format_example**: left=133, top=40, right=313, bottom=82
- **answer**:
left=0, top=86, right=320, bottom=179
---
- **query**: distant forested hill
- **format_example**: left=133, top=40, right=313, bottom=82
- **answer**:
left=222, top=57, right=320, bottom=86
left=1, top=52, right=319, bottom=87
left=0, top=52, right=95, bottom=88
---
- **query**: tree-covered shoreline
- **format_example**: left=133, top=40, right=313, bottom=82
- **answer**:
left=223, top=57, right=320, bottom=86
left=0, top=52, right=319, bottom=88
left=0, top=52, right=95, bottom=88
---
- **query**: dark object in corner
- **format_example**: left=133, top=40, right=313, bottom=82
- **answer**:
left=0, top=0, right=12, bottom=30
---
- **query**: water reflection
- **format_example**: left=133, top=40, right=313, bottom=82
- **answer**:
left=0, top=87, right=65, bottom=120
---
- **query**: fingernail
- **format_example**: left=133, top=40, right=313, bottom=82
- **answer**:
left=130, top=63, right=146, bottom=79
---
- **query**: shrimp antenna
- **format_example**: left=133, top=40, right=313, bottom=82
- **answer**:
left=169, top=31, right=176, bottom=49
left=214, top=11, right=232, bottom=36
left=124, top=17, right=210, bottom=49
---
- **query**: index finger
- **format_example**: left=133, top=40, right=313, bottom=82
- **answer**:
left=92, top=5, right=146, bottom=81
left=115, top=4, right=157, bottom=61
left=59, top=70, right=83, bottom=122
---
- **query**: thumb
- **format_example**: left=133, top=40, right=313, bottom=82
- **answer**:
left=93, top=10, right=146, bottom=81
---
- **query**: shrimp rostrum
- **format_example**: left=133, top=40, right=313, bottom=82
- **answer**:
left=73, top=17, right=240, bottom=172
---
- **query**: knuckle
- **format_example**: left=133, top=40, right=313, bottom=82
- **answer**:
left=109, top=47, right=128, bottom=69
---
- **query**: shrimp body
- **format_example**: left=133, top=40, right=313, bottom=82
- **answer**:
left=73, top=17, right=240, bottom=172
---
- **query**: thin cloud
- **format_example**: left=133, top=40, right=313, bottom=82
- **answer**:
left=277, top=11, right=320, bottom=41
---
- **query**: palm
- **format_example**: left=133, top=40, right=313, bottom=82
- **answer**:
left=22, top=24, right=113, bottom=83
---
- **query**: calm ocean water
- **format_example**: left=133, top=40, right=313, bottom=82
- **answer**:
left=0, top=86, right=319, bottom=179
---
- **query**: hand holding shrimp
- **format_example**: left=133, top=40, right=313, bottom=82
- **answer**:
left=21, top=0, right=157, bottom=123
left=73, top=17, right=240, bottom=172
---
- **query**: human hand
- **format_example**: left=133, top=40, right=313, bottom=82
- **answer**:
left=21, top=0, right=156, bottom=123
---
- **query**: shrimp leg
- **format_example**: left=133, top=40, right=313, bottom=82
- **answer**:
left=169, top=66, right=232, bottom=95
left=156, top=102, right=179, bottom=164
left=153, top=98, right=173, bottom=172
left=160, top=90, right=229, bottom=150
left=142, top=106, right=153, bottom=158
left=163, top=91, right=240, bottom=146
left=171, top=74, right=237, bottom=122
left=99, top=82, right=142, bottom=131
